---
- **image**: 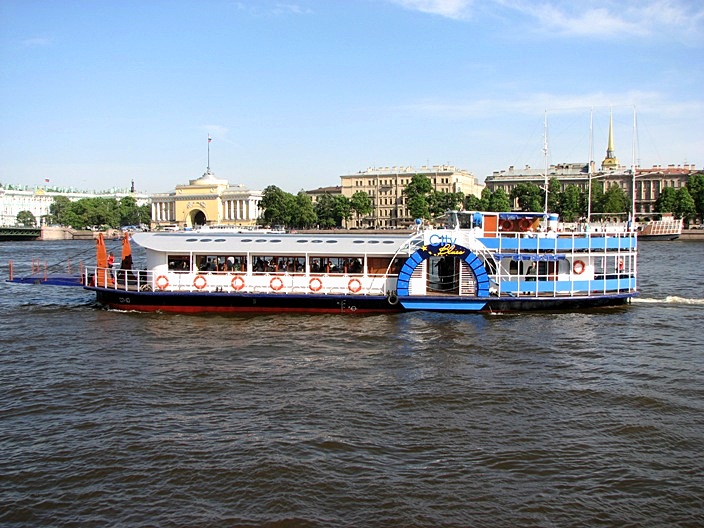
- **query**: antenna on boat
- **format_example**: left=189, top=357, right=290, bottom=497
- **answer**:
left=542, top=109, right=549, bottom=215
left=631, top=106, right=637, bottom=230
left=587, top=108, right=593, bottom=224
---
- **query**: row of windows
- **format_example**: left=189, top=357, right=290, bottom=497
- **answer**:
left=168, top=254, right=405, bottom=275
left=351, top=177, right=454, bottom=187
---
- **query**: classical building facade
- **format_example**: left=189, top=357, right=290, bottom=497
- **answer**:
left=485, top=118, right=697, bottom=215
left=339, top=165, right=484, bottom=228
left=485, top=162, right=696, bottom=216
left=0, top=183, right=149, bottom=227
left=150, top=169, right=263, bottom=230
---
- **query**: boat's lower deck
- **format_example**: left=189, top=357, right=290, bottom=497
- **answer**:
left=88, top=285, right=636, bottom=314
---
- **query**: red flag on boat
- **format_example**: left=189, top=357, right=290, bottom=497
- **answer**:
left=94, top=233, right=111, bottom=286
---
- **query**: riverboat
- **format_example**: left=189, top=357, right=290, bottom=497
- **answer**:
left=82, top=211, right=638, bottom=314
left=637, top=214, right=683, bottom=241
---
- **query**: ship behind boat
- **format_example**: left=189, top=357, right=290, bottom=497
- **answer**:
left=80, top=211, right=638, bottom=314
left=637, top=214, right=683, bottom=241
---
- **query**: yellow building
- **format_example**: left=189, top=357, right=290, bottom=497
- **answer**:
left=340, top=165, right=484, bottom=228
left=150, top=169, right=263, bottom=230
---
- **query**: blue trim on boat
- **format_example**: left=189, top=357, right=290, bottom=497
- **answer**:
left=396, top=243, right=491, bottom=297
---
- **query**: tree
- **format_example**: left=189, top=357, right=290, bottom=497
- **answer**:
left=675, top=187, right=696, bottom=221
left=547, top=178, right=561, bottom=213
left=487, top=188, right=511, bottom=212
left=292, top=191, right=317, bottom=229
left=16, top=210, right=36, bottom=227
left=464, top=193, right=484, bottom=211
left=428, top=191, right=464, bottom=218
left=686, top=172, right=704, bottom=222
left=404, top=174, right=434, bottom=220
left=601, top=184, right=630, bottom=214
left=588, top=179, right=605, bottom=216
left=119, top=196, right=143, bottom=226
left=137, top=204, right=151, bottom=226
left=50, top=196, right=72, bottom=225
left=349, top=191, right=373, bottom=226
left=314, top=193, right=350, bottom=228
left=558, top=185, right=583, bottom=222
left=654, top=186, right=677, bottom=213
left=511, top=183, right=543, bottom=212
left=260, top=185, right=295, bottom=227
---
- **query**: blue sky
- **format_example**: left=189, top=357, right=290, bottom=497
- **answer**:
left=1, top=0, right=703, bottom=194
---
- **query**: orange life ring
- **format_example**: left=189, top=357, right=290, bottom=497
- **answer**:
left=309, top=277, right=323, bottom=292
left=501, top=219, right=514, bottom=231
left=193, top=275, right=207, bottom=290
left=270, top=277, right=284, bottom=291
left=573, top=260, right=586, bottom=275
left=155, top=275, right=169, bottom=290
left=231, top=275, right=245, bottom=291
left=519, top=218, right=531, bottom=231
left=348, top=278, right=362, bottom=293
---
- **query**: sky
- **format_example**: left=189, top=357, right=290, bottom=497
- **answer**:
left=1, top=0, right=703, bottom=194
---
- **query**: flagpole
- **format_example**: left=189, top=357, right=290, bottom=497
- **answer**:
left=207, top=134, right=211, bottom=171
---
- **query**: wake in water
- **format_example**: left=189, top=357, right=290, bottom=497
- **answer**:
left=633, top=296, right=704, bottom=305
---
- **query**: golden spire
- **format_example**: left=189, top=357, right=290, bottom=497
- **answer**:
left=601, top=108, right=619, bottom=170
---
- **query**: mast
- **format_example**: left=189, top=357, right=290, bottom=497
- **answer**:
left=631, top=106, right=637, bottom=230
left=543, top=109, right=549, bottom=215
left=587, top=108, right=593, bottom=223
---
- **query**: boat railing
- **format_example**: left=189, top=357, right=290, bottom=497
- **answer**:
left=86, top=267, right=390, bottom=296
left=486, top=229, right=637, bottom=298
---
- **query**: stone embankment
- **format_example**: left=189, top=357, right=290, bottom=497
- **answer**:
left=40, top=226, right=122, bottom=241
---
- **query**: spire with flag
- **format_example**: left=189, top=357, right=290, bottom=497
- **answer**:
left=207, top=134, right=212, bottom=171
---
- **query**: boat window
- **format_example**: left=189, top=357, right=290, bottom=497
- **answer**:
left=367, top=257, right=403, bottom=276
left=196, top=254, right=247, bottom=272
left=309, top=256, right=363, bottom=274
left=168, top=255, right=191, bottom=272
left=252, top=255, right=305, bottom=274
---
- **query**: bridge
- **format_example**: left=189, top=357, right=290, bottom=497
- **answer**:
left=0, top=226, right=41, bottom=241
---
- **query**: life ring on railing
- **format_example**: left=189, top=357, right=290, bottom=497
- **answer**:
left=501, top=219, right=514, bottom=231
left=519, top=218, right=532, bottom=231
left=572, top=260, right=586, bottom=275
left=193, top=275, right=207, bottom=290
left=270, top=277, right=284, bottom=291
left=155, top=275, right=169, bottom=290
left=348, top=278, right=362, bottom=293
left=231, top=275, right=245, bottom=291
left=309, top=277, right=323, bottom=292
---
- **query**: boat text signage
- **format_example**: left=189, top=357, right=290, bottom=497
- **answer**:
left=422, top=243, right=469, bottom=258
left=427, top=233, right=458, bottom=246
left=494, top=253, right=566, bottom=262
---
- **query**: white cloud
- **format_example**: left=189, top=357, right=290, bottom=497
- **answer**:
left=387, top=0, right=704, bottom=39
left=387, top=0, right=475, bottom=20
left=20, top=37, right=51, bottom=48
left=498, top=0, right=704, bottom=39
left=234, top=2, right=312, bottom=16
left=400, top=90, right=704, bottom=120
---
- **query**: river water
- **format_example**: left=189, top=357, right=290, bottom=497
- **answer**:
left=1, top=239, right=702, bottom=527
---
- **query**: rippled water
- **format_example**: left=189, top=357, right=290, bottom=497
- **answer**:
left=1, top=240, right=703, bottom=527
